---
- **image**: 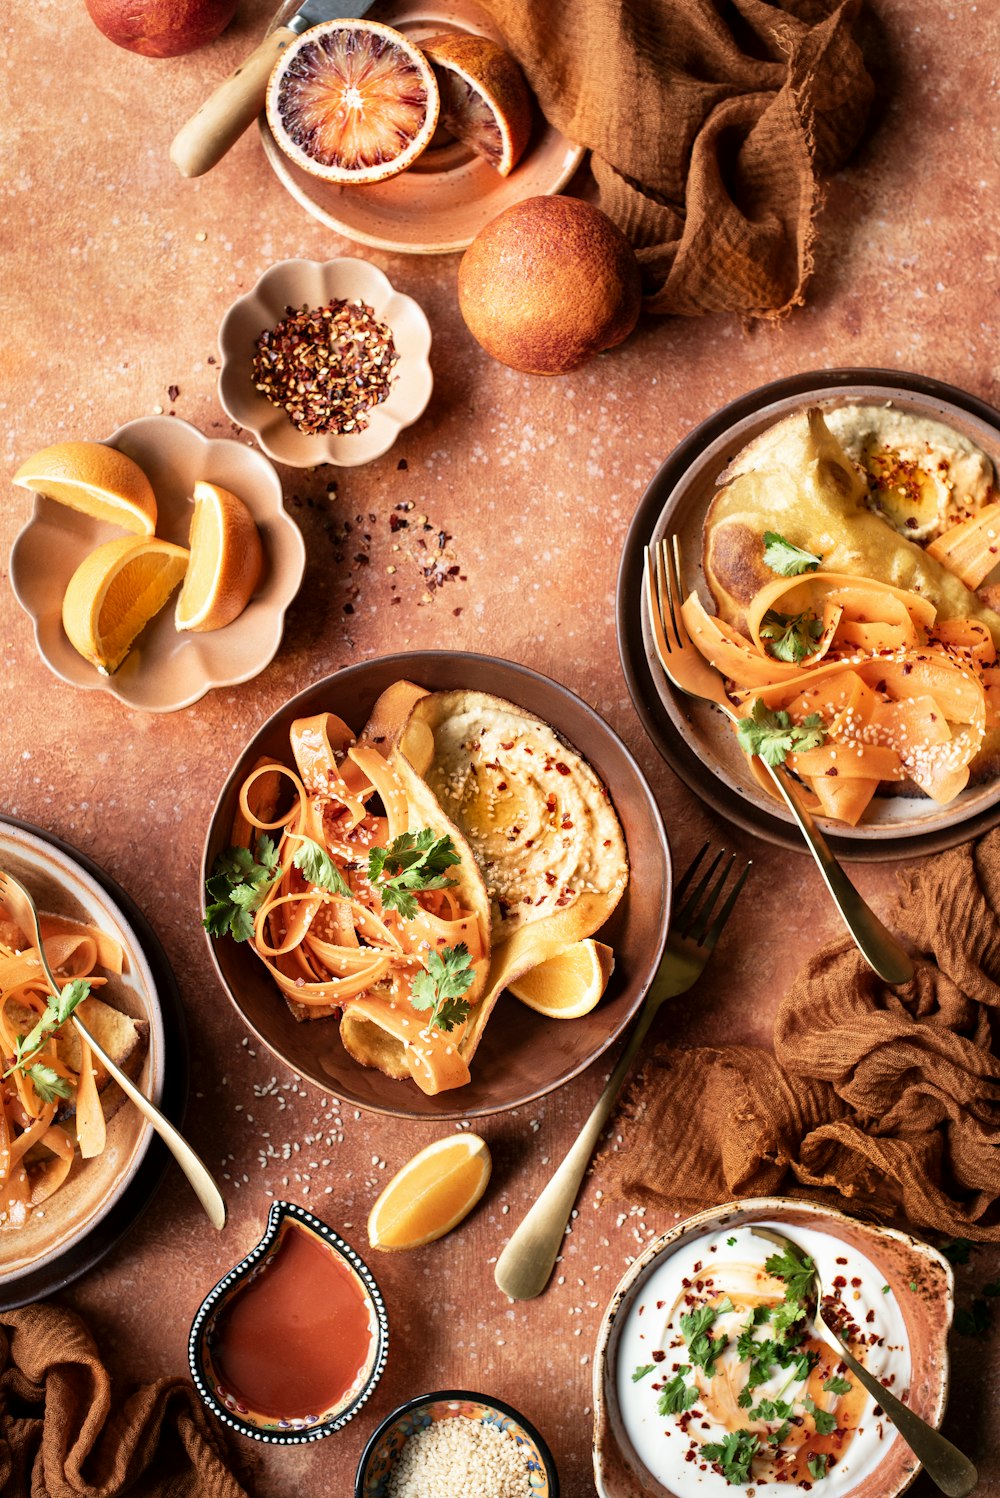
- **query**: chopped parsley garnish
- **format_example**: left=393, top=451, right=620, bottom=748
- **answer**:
left=368, top=829, right=459, bottom=919
left=804, top=1396, right=837, bottom=1435
left=823, top=1374, right=852, bottom=1396
left=759, top=608, right=824, bottom=663
left=680, top=1304, right=726, bottom=1372
left=204, top=837, right=279, bottom=942
left=702, top=1430, right=759, bottom=1485
left=657, top=1367, right=698, bottom=1415
left=410, top=943, right=475, bottom=1033
left=727, top=1235, right=738, bottom=1247
left=292, top=835, right=351, bottom=897
left=808, top=1453, right=831, bottom=1481
left=749, top=1397, right=793, bottom=1424
left=765, top=1244, right=817, bottom=1305
left=762, top=532, right=823, bottom=576
left=736, top=699, right=827, bottom=767
left=769, top=1421, right=792, bottom=1446
left=631, top=1363, right=656, bottom=1382
left=736, top=1323, right=760, bottom=1362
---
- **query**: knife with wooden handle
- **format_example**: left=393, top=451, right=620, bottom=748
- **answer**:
left=170, top=0, right=374, bottom=179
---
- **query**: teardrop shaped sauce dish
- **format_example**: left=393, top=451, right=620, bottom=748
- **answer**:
left=188, top=1200, right=388, bottom=1443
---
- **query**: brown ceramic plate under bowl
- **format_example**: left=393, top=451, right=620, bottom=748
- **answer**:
left=593, top=1198, right=953, bottom=1498
left=259, top=0, right=585, bottom=255
left=10, top=416, right=306, bottom=713
left=202, top=651, right=671, bottom=1120
left=618, top=368, right=1000, bottom=861
left=0, top=819, right=167, bottom=1296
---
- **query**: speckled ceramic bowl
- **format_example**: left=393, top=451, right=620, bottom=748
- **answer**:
left=217, top=258, right=433, bottom=468
left=188, top=1200, right=388, bottom=1444
left=592, top=1197, right=954, bottom=1498
left=356, top=1390, right=560, bottom=1497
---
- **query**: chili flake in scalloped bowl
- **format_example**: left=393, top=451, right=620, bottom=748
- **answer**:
left=218, top=259, right=432, bottom=469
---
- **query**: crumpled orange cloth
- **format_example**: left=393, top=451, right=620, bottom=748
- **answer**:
left=603, top=830, right=1000, bottom=1239
left=0, top=1302, right=248, bottom=1498
left=479, top=0, right=874, bottom=317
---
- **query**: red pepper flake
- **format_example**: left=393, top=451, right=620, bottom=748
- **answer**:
left=555, top=762, right=571, bottom=776
left=397, top=457, right=408, bottom=470
left=167, top=383, right=180, bottom=401
left=253, top=298, right=398, bottom=436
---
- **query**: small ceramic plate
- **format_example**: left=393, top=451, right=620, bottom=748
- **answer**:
left=356, top=1389, right=559, bottom=1497
left=10, top=417, right=305, bottom=714
left=593, top=1198, right=953, bottom=1498
left=259, top=0, right=585, bottom=255
left=217, top=258, right=432, bottom=468
left=0, top=819, right=166, bottom=1294
left=617, top=368, right=1000, bottom=860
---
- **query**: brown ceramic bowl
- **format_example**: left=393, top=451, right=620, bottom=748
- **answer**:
left=0, top=821, right=166, bottom=1292
left=202, top=651, right=671, bottom=1120
left=593, top=1198, right=953, bottom=1498
left=618, top=368, right=1000, bottom=861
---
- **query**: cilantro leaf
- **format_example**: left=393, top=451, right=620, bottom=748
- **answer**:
left=203, top=838, right=281, bottom=942
left=631, top=1363, right=656, bottom=1382
left=702, top=1430, right=759, bottom=1485
left=772, top=1297, right=807, bottom=1335
left=680, top=1304, right=726, bottom=1373
left=736, top=699, right=827, bottom=767
left=3, top=978, right=93, bottom=1088
left=765, top=1244, right=817, bottom=1304
left=769, top=1421, right=792, bottom=1446
left=727, top=1235, right=738, bottom=1247
left=736, top=1322, right=760, bottom=1362
left=759, top=609, right=825, bottom=663
left=749, top=1397, right=793, bottom=1423
left=808, top=1454, right=830, bottom=1481
left=368, top=830, right=459, bottom=920
left=823, top=1374, right=852, bottom=1396
left=25, top=1062, right=73, bottom=1104
left=410, top=944, right=475, bottom=1033
left=291, top=837, right=351, bottom=897
left=657, top=1368, right=698, bottom=1415
left=762, top=532, right=823, bottom=576
left=804, top=1396, right=837, bottom=1435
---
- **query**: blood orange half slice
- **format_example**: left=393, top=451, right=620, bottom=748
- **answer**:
left=421, top=32, right=533, bottom=177
left=266, top=19, right=440, bottom=184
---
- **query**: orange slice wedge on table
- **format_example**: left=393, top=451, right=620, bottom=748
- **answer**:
left=266, top=19, right=440, bottom=185
left=508, top=939, right=615, bottom=1019
left=175, top=480, right=263, bottom=633
left=368, top=1133, right=492, bottom=1251
left=62, top=536, right=189, bottom=674
left=13, top=441, right=157, bottom=534
left=422, top=33, right=533, bottom=177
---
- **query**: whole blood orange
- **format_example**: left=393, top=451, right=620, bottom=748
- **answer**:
left=266, top=20, right=439, bottom=185
left=421, top=32, right=533, bottom=177
left=84, top=0, right=236, bottom=57
left=458, top=196, right=642, bottom=375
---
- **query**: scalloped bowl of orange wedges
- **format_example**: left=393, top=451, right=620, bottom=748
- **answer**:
left=10, top=418, right=305, bottom=713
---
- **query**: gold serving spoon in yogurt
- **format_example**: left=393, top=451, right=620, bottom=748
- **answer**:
left=0, top=869, right=226, bottom=1232
left=752, top=1226, right=977, bottom=1497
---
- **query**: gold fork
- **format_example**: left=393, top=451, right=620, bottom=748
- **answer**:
left=0, top=869, right=226, bottom=1231
left=645, top=536, right=913, bottom=986
left=494, top=842, right=750, bottom=1302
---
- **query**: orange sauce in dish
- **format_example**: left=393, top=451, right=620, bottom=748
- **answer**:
left=212, top=1223, right=373, bottom=1419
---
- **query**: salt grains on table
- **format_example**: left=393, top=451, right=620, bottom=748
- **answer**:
left=385, top=1416, right=534, bottom=1497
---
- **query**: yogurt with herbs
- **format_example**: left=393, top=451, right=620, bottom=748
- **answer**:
left=615, top=1223, right=909, bottom=1496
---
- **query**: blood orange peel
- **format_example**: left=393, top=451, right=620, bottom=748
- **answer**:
left=266, top=19, right=440, bottom=185
left=421, top=32, right=533, bottom=177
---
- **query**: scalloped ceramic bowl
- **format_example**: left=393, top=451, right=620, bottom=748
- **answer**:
left=593, top=1198, right=954, bottom=1498
left=9, top=417, right=305, bottom=713
left=189, top=1200, right=388, bottom=1445
left=356, top=1390, right=559, bottom=1497
left=217, top=258, right=433, bottom=468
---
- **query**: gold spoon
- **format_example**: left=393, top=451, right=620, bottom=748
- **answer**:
left=0, top=868, right=226, bottom=1232
left=752, top=1225, right=977, bottom=1497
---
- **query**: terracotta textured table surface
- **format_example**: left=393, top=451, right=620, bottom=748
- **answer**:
left=4, top=0, right=1000, bottom=1494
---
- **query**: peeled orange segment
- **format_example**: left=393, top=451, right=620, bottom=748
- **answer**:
left=508, top=939, right=615, bottom=1019
left=266, top=19, right=440, bottom=185
left=367, top=1133, right=491, bottom=1252
left=421, top=33, right=533, bottom=177
left=13, top=441, right=157, bottom=535
left=175, top=480, right=264, bottom=633
left=62, top=536, right=189, bottom=674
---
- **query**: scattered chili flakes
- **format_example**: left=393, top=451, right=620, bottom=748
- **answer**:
left=252, top=299, right=399, bottom=436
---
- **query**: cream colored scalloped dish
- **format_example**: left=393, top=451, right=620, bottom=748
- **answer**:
left=217, top=258, right=433, bottom=469
left=10, top=417, right=305, bottom=713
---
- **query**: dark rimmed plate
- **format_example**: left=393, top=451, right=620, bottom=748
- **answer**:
left=0, top=815, right=187, bottom=1310
left=202, top=650, right=671, bottom=1120
left=617, top=367, right=1000, bottom=862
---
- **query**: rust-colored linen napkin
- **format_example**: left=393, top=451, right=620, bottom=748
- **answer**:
left=479, top=0, right=874, bottom=317
left=0, top=1303, right=248, bottom=1498
left=604, top=829, right=1000, bottom=1240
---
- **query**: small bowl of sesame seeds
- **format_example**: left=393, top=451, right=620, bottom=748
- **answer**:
left=355, top=1389, right=559, bottom=1498
left=217, top=258, right=432, bottom=469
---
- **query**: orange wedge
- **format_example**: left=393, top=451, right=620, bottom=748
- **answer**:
left=421, top=33, right=533, bottom=177
left=175, top=480, right=263, bottom=633
left=62, top=536, right=189, bottom=674
left=13, top=441, right=157, bottom=535
left=367, top=1133, right=491, bottom=1252
left=508, top=939, right=615, bottom=1019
